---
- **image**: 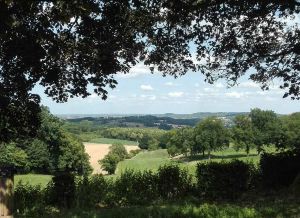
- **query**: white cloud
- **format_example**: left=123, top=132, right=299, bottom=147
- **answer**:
left=165, top=82, right=174, bottom=86
left=149, top=95, right=157, bottom=100
left=195, top=83, right=200, bottom=87
left=117, top=63, right=150, bottom=78
left=225, top=92, right=244, bottom=98
left=215, top=83, right=225, bottom=88
left=256, top=91, right=267, bottom=96
left=140, top=94, right=156, bottom=101
left=239, top=81, right=260, bottom=88
left=203, top=87, right=218, bottom=93
left=140, top=84, right=154, bottom=91
left=168, top=91, right=184, bottom=97
left=88, top=93, right=98, bottom=99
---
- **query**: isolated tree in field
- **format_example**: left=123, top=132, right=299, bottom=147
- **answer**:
left=1, top=1, right=300, bottom=144
left=99, top=153, right=120, bottom=175
left=194, top=117, right=230, bottom=160
left=99, top=143, right=128, bottom=174
left=109, top=143, right=128, bottom=160
left=232, top=115, right=255, bottom=156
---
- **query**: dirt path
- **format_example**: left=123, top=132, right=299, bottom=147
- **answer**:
left=84, top=143, right=139, bottom=174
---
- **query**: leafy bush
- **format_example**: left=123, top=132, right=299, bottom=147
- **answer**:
left=260, top=150, right=300, bottom=189
left=110, top=143, right=128, bottom=159
left=157, top=164, right=192, bottom=199
left=99, top=143, right=128, bottom=174
left=113, top=170, right=158, bottom=205
left=48, top=173, right=76, bottom=208
left=196, top=160, right=253, bottom=199
left=127, top=149, right=141, bottom=159
left=99, top=153, right=120, bottom=174
left=14, top=182, right=45, bottom=215
left=75, top=174, right=109, bottom=208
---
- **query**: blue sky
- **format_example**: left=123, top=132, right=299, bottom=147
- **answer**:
left=32, top=12, right=300, bottom=115
left=34, top=64, right=300, bottom=115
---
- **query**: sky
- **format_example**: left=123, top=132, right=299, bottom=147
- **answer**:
left=34, top=13, right=300, bottom=115
left=33, top=64, right=300, bottom=115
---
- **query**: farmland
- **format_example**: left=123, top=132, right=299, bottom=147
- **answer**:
left=15, top=145, right=271, bottom=186
left=84, top=142, right=139, bottom=174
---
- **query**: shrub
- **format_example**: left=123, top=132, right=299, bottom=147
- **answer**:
left=126, top=149, right=141, bottom=159
left=99, top=153, right=120, bottom=174
left=196, top=160, right=253, bottom=199
left=48, top=173, right=76, bottom=208
left=157, top=164, right=192, bottom=199
left=260, top=150, right=300, bottom=189
left=14, top=182, right=45, bottom=215
left=75, top=174, right=109, bottom=208
left=113, top=170, right=158, bottom=205
left=110, top=143, right=128, bottom=160
left=99, top=143, right=128, bottom=174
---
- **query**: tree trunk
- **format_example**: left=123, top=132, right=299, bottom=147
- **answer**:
left=208, top=149, right=211, bottom=160
left=0, top=167, right=14, bottom=217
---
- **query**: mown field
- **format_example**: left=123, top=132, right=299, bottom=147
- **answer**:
left=87, top=137, right=138, bottom=145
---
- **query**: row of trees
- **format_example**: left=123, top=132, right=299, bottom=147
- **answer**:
left=70, top=127, right=167, bottom=150
left=0, top=107, right=92, bottom=175
left=165, top=109, right=300, bottom=158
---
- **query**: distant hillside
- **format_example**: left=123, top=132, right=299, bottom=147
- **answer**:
left=64, top=112, right=248, bottom=129
left=154, top=112, right=249, bottom=119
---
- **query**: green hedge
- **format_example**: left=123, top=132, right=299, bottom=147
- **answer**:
left=260, top=150, right=300, bottom=189
left=196, top=160, right=254, bottom=199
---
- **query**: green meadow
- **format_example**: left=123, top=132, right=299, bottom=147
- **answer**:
left=88, top=137, right=138, bottom=145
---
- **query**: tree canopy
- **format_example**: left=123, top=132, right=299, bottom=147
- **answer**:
left=1, top=0, right=300, bottom=141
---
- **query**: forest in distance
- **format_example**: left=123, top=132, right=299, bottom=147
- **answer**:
left=63, top=112, right=251, bottom=130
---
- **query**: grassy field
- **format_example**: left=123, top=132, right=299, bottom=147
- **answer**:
left=115, top=147, right=276, bottom=176
left=116, top=149, right=172, bottom=175
left=15, top=174, right=52, bottom=188
left=15, top=146, right=275, bottom=186
left=88, top=137, right=138, bottom=145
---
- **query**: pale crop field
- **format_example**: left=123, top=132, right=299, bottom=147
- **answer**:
left=84, top=142, right=139, bottom=174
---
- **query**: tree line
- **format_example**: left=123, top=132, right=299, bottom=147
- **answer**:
left=164, top=109, right=300, bottom=158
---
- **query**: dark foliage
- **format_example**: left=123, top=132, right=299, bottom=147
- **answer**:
left=113, top=170, right=159, bottom=205
left=75, top=175, right=109, bottom=208
left=260, top=150, right=300, bottom=189
left=157, top=164, right=192, bottom=199
left=196, top=160, right=254, bottom=199
left=1, top=1, right=299, bottom=142
left=48, top=173, right=76, bottom=208
left=14, top=182, right=45, bottom=216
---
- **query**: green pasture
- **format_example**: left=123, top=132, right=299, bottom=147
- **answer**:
left=88, top=137, right=138, bottom=145
left=116, top=149, right=171, bottom=175
left=15, top=174, right=52, bottom=188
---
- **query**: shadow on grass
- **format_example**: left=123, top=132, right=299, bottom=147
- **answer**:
left=178, top=153, right=258, bottom=163
left=16, top=199, right=300, bottom=218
